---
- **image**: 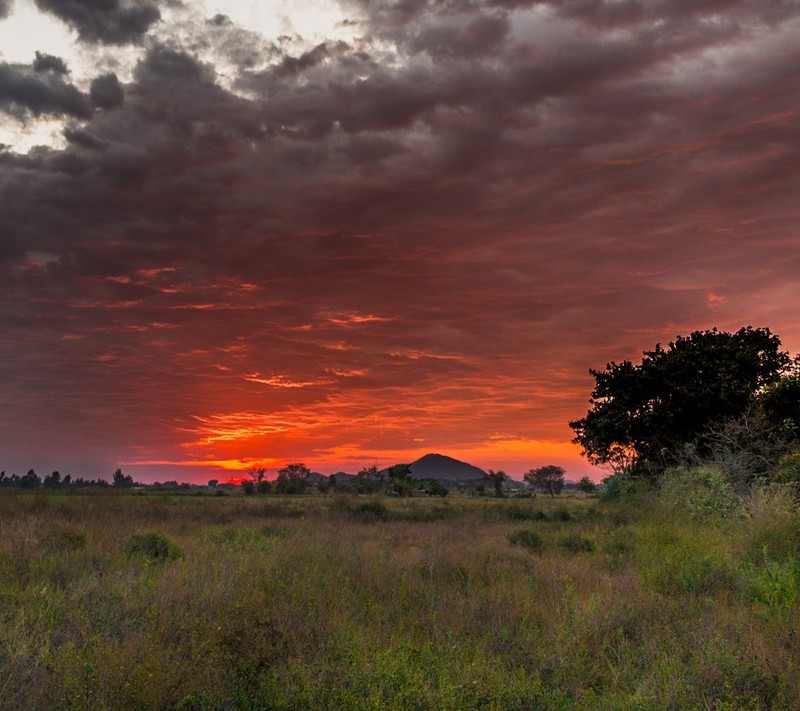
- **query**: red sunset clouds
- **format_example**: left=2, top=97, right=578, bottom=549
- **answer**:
left=1, top=0, right=799, bottom=481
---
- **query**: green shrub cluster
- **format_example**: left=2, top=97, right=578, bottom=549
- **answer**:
left=125, top=531, right=180, bottom=562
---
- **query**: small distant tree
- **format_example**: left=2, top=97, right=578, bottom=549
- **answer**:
left=43, top=471, right=62, bottom=489
left=353, top=463, right=384, bottom=493
left=386, top=463, right=414, bottom=496
left=247, top=467, right=267, bottom=484
left=241, top=480, right=255, bottom=496
left=246, top=467, right=271, bottom=494
left=276, top=463, right=311, bottom=495
left=327, top=473, right=338, bottom=491
left=20, top=469, right=41, bottom=489
left=257, top=480, right=272, bottom=494
left=420, top=479, right=449, bottom=497
left=525, top=465, right=565, bottom=497
left=112, top=468, right=134, bottom=488
left=208, top=479, right=218, bottom=489
left=578, top=476, right=597, bottom=494
left=485, top=469, right=507, bottom=497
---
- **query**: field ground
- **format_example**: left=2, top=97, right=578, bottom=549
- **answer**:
left=1, top=489, right=799, bottom=709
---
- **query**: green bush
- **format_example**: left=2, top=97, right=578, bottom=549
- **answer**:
left=558, top=534, right=595, bottom=553
left=750, top=556, right=800, bottom=609
left=508, top=529, right=543, bottom=552
left=772, top=452, right=800, bottom=491
left=503, top=505, right=547, bottom=521
left=353, top=500, right=389, bottom=522
left=39, top=527, right=86, bottom=552
left=598, top=473, right=632, bottom=500
left=660, top=466, right=742, bottom=521
left=553, top=506, right=572, bottom=521
left=125, top=532, right=180, bottom=562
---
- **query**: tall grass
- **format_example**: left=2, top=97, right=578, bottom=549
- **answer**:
left=0, top=488, right=798, bottom=709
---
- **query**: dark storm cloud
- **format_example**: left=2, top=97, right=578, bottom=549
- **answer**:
left=34, top=0, right=161, bottom=45
left=33, top=52, right=69, bottom=75
left=1, top=0, right=799, bottom=477
left=90, top=73, right=124, bottom=109
left=0, top=62, right=90, bottom=118
left=408, top=12, right=510, bottom=58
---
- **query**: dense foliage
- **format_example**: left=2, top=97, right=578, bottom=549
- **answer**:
left=570, top=327, right=792, bottom=477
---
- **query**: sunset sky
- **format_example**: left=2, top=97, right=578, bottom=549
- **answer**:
left=1, top=0, right=798, bottom=483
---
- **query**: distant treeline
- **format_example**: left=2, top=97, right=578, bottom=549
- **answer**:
left=0, top=468, right=137, bottom=490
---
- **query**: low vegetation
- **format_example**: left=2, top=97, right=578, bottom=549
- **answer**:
left=1, top=485, right=799, bottom=710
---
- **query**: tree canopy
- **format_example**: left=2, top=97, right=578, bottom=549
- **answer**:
left=569, top=327, right=790, bottom=476
left=524, top=465, right=565, bottom=497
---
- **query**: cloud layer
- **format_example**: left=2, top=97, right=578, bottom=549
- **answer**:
left=1, top=0, right=799, bottom=480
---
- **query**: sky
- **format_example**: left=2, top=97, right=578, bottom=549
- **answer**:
left=1, top=0, right=799, bottom=483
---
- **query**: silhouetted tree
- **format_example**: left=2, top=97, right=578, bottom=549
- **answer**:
left=485, top=469, right=507, bottom=497
left=352, top=464, right=384, bottom=493
left=247, top=467, right=267, bottom=484
left=257, top=480, right=272, bottom=494
left=245, top=467, right=271, bottom=494
left=420, top=479, right=449, bottom=497
left=112, top=468, right=133, bottom=488
left=20, top=469, right=41, bottom=489
left=43, top=471, right=62, bottom=489
left=276, top=463, right=310, bottom=494
left=570, top=327, right=789, bottom=476
left=525, top=465, right=565, bottom=497
left=578, top=476, right=596, bottom=494
left=386, top=463, right=414, bottom=496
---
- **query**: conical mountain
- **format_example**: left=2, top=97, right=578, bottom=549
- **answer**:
left=407, top=453, right=486, bottom=482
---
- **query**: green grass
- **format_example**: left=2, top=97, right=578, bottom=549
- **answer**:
left=0, top=488, right=798, bottom=709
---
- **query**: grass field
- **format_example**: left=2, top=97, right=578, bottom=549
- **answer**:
left=1, top=488, right=799, bottom=709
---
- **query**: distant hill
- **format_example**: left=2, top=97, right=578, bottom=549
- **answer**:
left=406, top=453, right=487, bottom=482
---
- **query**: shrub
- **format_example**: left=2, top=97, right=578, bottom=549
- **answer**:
left=553, top=506, right=572, bottom=522
left=750, top=556, right=800, bottom=609
left=598, top=473, right=634, bottom=500
left=558, top=534, right=595, bottom=553
left=257, top=480, right=272, bottom=495
left=772, top=451, right=800, bottom=492
left=353, top=500, right=389, bottom=522
left=39, top=527, right=86, bottom=552
left=659, top=466, right=742, bottom=521
left=419, top=479, right=449, bottom=497
left=125, top=532, right=180, bottom=562
left=508, top=529, right=543, bottom=552
left=503, top=505, right=547, bottom=521
left=743, top=485, right=800, bottom=560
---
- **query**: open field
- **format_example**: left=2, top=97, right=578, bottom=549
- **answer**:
left=1, top=489, right=799, bottom=709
